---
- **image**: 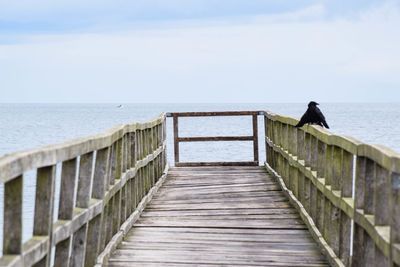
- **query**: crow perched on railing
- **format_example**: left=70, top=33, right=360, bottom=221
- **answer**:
left=295, top=101, right=329, bottom=129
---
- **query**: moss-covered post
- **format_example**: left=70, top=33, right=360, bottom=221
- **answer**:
left=3, top=175, right=23, bottom=256
left=33, top=165, right=56, bottom=267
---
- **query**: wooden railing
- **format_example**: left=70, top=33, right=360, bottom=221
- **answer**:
left=3, top=108, right=400, bottom=267
left=264, top=111, right=400, bottom=267
left=0, top=113, right=167, bottom=267
left=167, top=111, right=260, bottom=166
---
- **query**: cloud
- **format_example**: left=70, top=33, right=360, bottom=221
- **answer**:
left=0, top=1, right=400, bottom=102
left=0, top=0, right=376, bottom=34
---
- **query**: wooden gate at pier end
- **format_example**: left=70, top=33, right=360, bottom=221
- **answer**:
left=167, top=111, right=262, bottom=167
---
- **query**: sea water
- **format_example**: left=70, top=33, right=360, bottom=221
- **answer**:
left=0, top=103, right=399, bottom=252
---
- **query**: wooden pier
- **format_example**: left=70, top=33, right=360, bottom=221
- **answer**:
left=0, top=110, right=399, bottom=267
left=105, top=166, right=328, bottom=266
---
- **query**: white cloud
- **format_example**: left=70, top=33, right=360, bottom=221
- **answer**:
left=1, top=2, right=400, bottom=102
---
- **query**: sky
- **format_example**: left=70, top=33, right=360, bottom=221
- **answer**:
left=0, top=0, right=400, bottom=103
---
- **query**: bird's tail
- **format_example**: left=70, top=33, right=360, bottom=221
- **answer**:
left=323, top=121, right=329, bottom=129
left=295, top=122, right=303, bottom=128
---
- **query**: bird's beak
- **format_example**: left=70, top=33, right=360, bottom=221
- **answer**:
left=316, top=102, right=320, bottom=105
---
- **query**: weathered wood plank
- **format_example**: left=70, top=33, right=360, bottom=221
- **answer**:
left=175, top=161, right=259, bottom=167
left=167, top=111, right=260, bottom=117
left=178, top=136, right=254, bottom=142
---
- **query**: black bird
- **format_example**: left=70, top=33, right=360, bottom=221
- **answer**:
left=295, top=101, right=329, bottom=128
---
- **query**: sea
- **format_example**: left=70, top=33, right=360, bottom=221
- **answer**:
left=1, top=103, right=400, bottom=254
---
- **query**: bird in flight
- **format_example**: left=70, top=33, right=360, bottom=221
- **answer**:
left=295, top=101, right=329, bottom=129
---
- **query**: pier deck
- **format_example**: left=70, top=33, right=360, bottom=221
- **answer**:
left=105, top=166, right=329, bottom=266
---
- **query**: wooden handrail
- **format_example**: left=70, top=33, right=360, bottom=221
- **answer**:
left=264, top=110, right=400, bottom=267
left=0, top=113, right=168, bottom=267
left=167, top=111, right=261, bottom=166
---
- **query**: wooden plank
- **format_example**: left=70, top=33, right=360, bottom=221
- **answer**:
left=107, top=263, right=327, bottom=267
left=177, top=136, right=254, bottom=142
left=130, top=226, right=312, bottom=236
left=108, top=251, right=327, bottom=266
left=175, top=161, right=258, bottom=167
left=167, top=111, right=260, bottom=117
left=151, top=191, right=286, bottom=200
left=139, top=208, right=299, bottom=217
left=119, top=242, right=321, bottom=252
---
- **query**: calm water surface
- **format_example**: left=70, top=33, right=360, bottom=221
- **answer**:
left=0, top=103, right=399, bottom=251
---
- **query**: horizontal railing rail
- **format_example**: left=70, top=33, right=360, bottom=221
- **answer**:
left=167, top=111, right=261, bottom=167
left=264, top=110, right=400, bottom=267
left=0, top=113, right=168, bottom=267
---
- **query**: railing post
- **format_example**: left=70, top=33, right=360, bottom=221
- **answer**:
left=297, top=128, right=305, bottom=162
left=309, top=135, right=318, bottom=223
left=3, top=175, right=23, bottom=256
left=70, top=224, right=88, bottom=267
left=374, top=163, right=390, bottom=265
left=85, top=147, right=110, bottom=267
left=116, top=138, right=123, bottom=179
left=339, top=149, right=354, bottom=266
left=76, top=152, right=94, bottom=208
left=316, top=140, right=326, bottom=231
left=173, top=115, right=179, bottom=165
left=391, top=170, right=400, bottom=266
left=33, top=165, right=56, bottom=267
left=353, top=156, right=366, bottom=266
left=327, top=145, right=342, bottom=256
left=109, top=143, right=117, bottom=185
left=252, top=114, right=259, bottom=164
left=130, top=132, right=136, bottom=168
left=55, top=158, right=77, bottom=267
